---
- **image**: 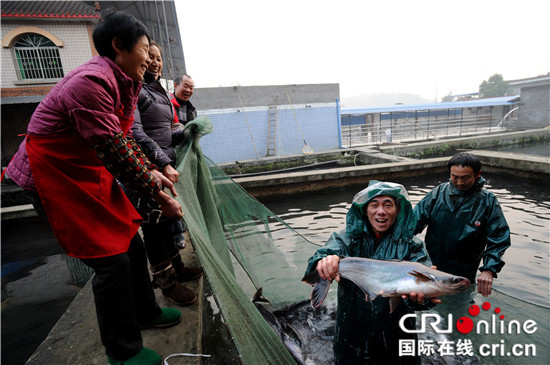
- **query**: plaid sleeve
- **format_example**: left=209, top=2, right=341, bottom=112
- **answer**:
left=127, top=135, right=157, bottom=171
left=95, top=132, right=160, bottom=198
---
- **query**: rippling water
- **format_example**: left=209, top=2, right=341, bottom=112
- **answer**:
left=260, top=172, right=549, bottom=364
left=261, top=173, right=550, bottom=308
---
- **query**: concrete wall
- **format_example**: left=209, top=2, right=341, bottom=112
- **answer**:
left=1, top=20, right=95, bottom=89
left=518, top=83, right=550, bottom=129
left=194, top=83, right=341, bottom=164
left=192, top=84, right=340, bottom=110
left=198, top=103, right=340, bottom=164
left=233, top=149, right=550, bottom=198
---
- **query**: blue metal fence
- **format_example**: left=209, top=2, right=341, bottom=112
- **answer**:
left=198, top=102, right=340, bottom=164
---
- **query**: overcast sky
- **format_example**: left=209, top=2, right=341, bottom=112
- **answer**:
left=176, top=0, right=550, bottom=102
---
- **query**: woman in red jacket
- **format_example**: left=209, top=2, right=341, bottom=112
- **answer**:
left=5, top=10, right=180, bottom=365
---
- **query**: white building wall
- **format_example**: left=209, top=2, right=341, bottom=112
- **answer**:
left=1, top=20, right=94, bottom=88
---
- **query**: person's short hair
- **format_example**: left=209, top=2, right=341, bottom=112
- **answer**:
left=93, top=9, right=150, bottom=61
left=174, top=74, right=192, bottom=85
left=448, top=152, right=482, bottom=174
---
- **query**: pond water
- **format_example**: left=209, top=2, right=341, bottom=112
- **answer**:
left=260, top=172, right=550, bottom=364
left=261, top=172, right=549, bottom=307
left=1, top=217, right=93, bottom=365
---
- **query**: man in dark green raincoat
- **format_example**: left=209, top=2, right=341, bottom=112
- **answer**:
left=414, top=152, right=511, bottom=297
left=305, top=181, right=437, bottom=364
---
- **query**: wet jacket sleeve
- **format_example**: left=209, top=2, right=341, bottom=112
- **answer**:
left=406, top=237, right=433, bottom=267
left=132, top=103, right=172, bottom=169
left=413, top=186, right=438, bottom=235
left=478, top=196, right=511, bottom=277
left=305, top=231, right=350, bottom=274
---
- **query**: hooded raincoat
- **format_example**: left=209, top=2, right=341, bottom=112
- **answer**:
left=413, top=177, right=511, bottom=283
left=305, top=181, right=432, bottom=364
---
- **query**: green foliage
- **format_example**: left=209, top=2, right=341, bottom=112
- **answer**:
left=479, top=74, right=509, bottom=98
left=409, top=143, right=451, bottom=157
left=441, top=92, right=454, bottom=102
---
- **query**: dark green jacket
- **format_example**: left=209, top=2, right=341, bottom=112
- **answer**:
left=305, top=181, right=432, bottom=364
left=413, top=177, right=511, bottom=282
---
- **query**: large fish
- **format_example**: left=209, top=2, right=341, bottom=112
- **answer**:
left=302, top=257, right=470, bottom=313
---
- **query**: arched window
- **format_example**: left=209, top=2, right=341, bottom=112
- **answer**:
left=12, top=33, right=64, bottom=80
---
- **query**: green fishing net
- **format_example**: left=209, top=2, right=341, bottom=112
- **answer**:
left=173, top=116, right=322, bottom=364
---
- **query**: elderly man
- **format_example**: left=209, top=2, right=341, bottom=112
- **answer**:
left=304, top=181, right=438, bottom=365
left=167, top=74, right=197, bottom=249
left=414, top=152, right=511, bottom=297
left=170, top=74, right=196, bottom=125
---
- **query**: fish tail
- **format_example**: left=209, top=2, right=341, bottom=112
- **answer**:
left=301, top=271, right=331, bottom=308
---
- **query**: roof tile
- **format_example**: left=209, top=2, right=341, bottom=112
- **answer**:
left=1, top=1, right=99, bottom=19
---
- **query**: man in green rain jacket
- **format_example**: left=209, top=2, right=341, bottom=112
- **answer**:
left=305, top=181, right=437, bottom=365
left=414, top=152, right=511, bottom=297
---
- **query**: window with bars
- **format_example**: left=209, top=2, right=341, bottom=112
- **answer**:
left=12, top=33, right=64, bottom=80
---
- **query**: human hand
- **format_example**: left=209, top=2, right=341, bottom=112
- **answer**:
left=163, top=164, right=180, bottom=183
left=150, top=169, right=178, bottom=197
left=316, top=255, right=340, bottom=282
left=153, top=190, right=183, bottom=219
left=403, top=292, right=442, bottom=305
left=477, top=270, right=494, bottom=297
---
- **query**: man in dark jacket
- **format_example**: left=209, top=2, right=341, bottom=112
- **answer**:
left=414, top=152, right=511, bottom=297
left=170, top=74, right=197, bottom=125
left=305, top=181, right=438, bottom=364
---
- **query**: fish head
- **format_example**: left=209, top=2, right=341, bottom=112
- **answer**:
left=438, top=276, right=471, bottom=294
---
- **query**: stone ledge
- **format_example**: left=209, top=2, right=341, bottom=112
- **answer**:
left=26, top=242, right=204, bottom=365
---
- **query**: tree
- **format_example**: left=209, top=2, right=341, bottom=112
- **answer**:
left=479, top=74, right=509, bottom=98
left=441, top=91, right=454, bottom=102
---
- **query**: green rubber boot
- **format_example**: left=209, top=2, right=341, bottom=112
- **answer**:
left=141, top=307, right=182, bottom=329
left=107, top=347, right=161, bottom=365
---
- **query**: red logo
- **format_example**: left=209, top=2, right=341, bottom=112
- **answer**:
left=456, top=301, right=504, bottom=334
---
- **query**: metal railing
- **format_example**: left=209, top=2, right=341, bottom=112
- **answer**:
left=13, top=46, right=64, bottom=80
left=340, top=111, right=519, bottom=148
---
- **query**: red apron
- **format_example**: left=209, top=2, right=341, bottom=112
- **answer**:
left=26, top=116, right=142, bottom=258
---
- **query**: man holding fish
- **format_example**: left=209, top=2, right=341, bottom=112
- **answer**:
left=303, top=181, right=470, bottom=364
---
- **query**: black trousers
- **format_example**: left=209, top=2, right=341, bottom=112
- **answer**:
left=24, top=188, right=161, bottom=359
left=81, top=234, right=162, bottom=360
left=141, top=219, right=179, bottom=267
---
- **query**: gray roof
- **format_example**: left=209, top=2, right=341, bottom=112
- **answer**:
left=1, top=1, right=99, bottom=18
